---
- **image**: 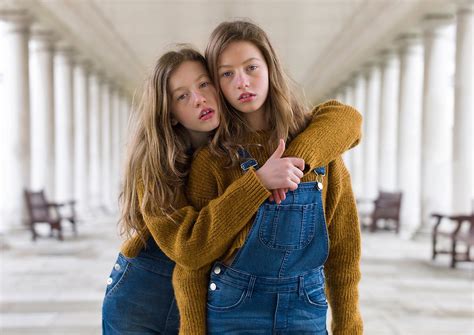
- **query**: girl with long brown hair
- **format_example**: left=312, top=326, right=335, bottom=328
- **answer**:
left=101, top=44, right=361, bottom=334
left=181, top=20, right=363, bottom=334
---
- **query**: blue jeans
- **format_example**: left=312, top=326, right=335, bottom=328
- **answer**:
left=207, top=263, right=328, bottom=334
left=102, top=248, right=179, bottom=334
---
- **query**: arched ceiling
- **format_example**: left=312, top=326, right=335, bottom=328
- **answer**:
left=7, top=0, right=455, bottom=101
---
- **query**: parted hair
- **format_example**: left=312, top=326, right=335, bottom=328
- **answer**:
left=119, top=46, right=207, bottom=241
left=205, top=20, right=310, bottom=164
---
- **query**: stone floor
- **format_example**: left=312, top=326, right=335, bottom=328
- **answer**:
left=0, top=215, right=472, bottom=335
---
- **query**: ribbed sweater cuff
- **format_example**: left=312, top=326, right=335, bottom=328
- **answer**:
left=237, top=168, right=271, bottom=205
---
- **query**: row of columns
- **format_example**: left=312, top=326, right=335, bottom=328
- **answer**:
left=0, top=10, right=132, bottom=232
left=334, top=5, right=473, bottom=236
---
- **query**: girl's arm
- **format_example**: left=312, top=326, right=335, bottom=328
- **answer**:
left=135, top=168, right=270, bottom=270
left=285, top=100, right=362, bottom=171
left=172, top=265, right=209, bottom=335
left=324, top=157, right=363, bottom=334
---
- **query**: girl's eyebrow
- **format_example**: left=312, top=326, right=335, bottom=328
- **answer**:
left=171, top=73, right=209, bottom=94
left=218, top=57, right=261, bottom=70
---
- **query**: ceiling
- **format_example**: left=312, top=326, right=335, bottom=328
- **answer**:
left=6, top=0, right=456, bottom=101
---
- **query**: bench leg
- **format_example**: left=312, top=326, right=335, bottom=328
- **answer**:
left=31, top=224, right=38, bottom=242
left=432, top=233, right=437, bottom=260
left=450, top=239, right=457, bottom=268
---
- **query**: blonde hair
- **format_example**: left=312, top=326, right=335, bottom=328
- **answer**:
left=205, top=20, right=310, bottom=164
left=119, top=47, right=208, bottom=241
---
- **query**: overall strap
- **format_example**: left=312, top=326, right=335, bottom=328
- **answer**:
left=313, top=166, right=326, bottom=191
left=238, top=147, right=260, bottom=172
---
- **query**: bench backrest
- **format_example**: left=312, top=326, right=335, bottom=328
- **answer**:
left=373, top=191, right=402, bottom=220
left=24, top=190, right=52, bottom=222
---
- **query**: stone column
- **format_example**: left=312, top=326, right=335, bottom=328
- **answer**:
left=29, top=26, right=56, bottom=196
left=421, top=15, right=456, bottom=224
left=0, top=10, right=31, bottom=230
left=453, top=2, right=474, bottom=213
left=88, top=70, right=102, bottom=210
left=342, top=79, right=355, bottom=172
left=54, top=44, right=75, bottom=202
left=396, top=34, right=424, bottom=236
left=110, top=86, right=121, bottom=212
left=119, top=94, right=131, bottom=181
left=100, top=79, right=112, bottom=211
left=73, top=58, right=90, bottom=213
left=351, top=72, right=366, bottom=198
left=378, top=50, right=400, bottom=192
left=335, top=88, right=345, bottom=104
left=363, top=63, right=382, bottom=200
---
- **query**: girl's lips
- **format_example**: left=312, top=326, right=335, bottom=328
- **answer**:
left=238, top=93, right=256, bottom=103
left=199, top=108, right=215, bottom=121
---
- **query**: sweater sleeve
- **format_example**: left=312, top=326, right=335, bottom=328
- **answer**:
left=324, top=157, right=363, bottom=334
left=284, top=99, right=362, bottom=171
left=136, top=165, right=270, bottom=270
left=172, top=265, right=209, bottom=335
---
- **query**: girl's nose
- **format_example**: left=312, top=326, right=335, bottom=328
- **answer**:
left=236, top=73, right=250, bottom=90
left=192, top=91, right=206, bottom=107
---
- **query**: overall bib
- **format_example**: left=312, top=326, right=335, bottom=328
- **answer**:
left=207, top=149, right=329, bottom=334
left=102, top=238, right=180, bottom=334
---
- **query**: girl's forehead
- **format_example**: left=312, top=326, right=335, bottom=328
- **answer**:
left=169, top=61, right=208, bottom=90
left=219, top=41, right=264, bottom=64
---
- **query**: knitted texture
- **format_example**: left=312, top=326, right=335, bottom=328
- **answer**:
left=119, top=100, right=363, bottom=334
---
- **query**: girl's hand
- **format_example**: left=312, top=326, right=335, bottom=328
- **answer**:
left=256, top=139, right=304, bottom=192
left=269, top=188, right=289, bottom=204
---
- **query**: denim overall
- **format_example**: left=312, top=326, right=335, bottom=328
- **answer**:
left=207, top=149, right=329, bottom=334
left=102, top=238, right=180, bottom=334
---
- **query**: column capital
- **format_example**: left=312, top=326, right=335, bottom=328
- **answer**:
left=0, top=9, right=32, bottom=33
left=378, top=48, right=398, bottom=65
left=395, top=33, right=423, bottom=57
left=456, top=0, right=474, bottom=12
left=361, top=62, right=379, bottom=77
left=29, top=25, right=58, bottom=52
left=343, top=74, right=356, bottom=88
left=74, top=56, right=93, bottom=72
left=421, top=13, right=455, bottom=33
left=395, top=33, right=422, bottom=47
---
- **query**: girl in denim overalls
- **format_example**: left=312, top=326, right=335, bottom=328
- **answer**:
left=186, top=20, right=363, bottom=334
left=101, top=46, right=362, bottom=334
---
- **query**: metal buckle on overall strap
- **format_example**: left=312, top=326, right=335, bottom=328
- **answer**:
left=238, top=148, right=260, bottom=171
left=313, top=167, right=326, bottom=191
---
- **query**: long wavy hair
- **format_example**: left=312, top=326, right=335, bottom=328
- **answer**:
left=119, top=47, right=208, bottom=241
left=205, top=20, right=310, bottom=164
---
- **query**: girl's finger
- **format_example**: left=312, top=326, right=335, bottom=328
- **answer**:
left=278, top=188, right=286, bottom=202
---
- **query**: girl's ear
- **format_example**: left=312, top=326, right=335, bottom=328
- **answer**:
left=171, top=117, right=179, bottom=126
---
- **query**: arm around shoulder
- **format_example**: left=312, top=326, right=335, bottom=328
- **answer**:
left=285, top=100, right=362, bottom=171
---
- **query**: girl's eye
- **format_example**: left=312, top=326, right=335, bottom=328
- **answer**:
left=199, top=81, right=209, bottom=88
left=248, top=65, right=258, bottom=71
left=177, top=93, right=188, bottom=101
left=222, top=71, right=232, bottom=78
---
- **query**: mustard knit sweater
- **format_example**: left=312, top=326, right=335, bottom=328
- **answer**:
left=120, top=100, right=363, bottom=334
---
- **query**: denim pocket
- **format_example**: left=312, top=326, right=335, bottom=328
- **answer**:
left=105, top=254, right=130, bottom=298
left=259, top=203, right=317, bottom=250
left=304, top=284, right=328, bottom=309
left=207, top=278, right=247, bottom=312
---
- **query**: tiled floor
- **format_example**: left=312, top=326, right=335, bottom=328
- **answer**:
left=1, top=215, right=472, bottom=334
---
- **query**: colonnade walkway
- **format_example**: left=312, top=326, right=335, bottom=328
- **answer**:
left=0, top=216, right=472, bottom=335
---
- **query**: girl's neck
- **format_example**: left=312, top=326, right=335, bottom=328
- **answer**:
left=245, top=107, right=268, bottom=131
left=188, top=130, right=210, bottom=149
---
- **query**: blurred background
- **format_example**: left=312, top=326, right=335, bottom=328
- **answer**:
left=0, top=0, right=472, bottom=334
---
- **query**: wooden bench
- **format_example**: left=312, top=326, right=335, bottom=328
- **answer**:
left=359, top=191, right=403, bottom=233
left=24, top=189, right=77, bottom=241
left=431, top=213, right=474, bottom=268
